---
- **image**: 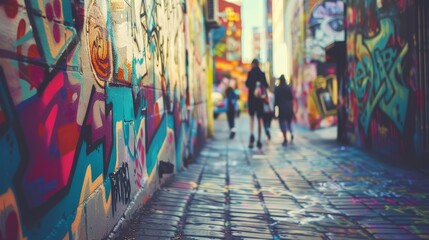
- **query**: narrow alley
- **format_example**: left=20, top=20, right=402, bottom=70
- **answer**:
left=116, top=117, right=429, bottom=240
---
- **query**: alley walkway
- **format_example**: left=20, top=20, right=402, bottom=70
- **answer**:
left=116, top=116, right=429, bottom=240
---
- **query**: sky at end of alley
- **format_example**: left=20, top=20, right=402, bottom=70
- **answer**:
left=239, top=0, right=266, bottom=63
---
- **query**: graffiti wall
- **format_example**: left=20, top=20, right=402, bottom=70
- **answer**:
left=290, top=0, right=305, bottom=82
left=0, top=0, right=208, bottom=239
left=295, top=63, right=338, bottom=129
left=346, top=0, right=423, bottom=161
left=305, top=0, right=345, bottom=62
left=292, top=0, right=341, bottom=130
left=211, top=0, right=245, bottom=108
left=213, top=0, right=241, bottom=62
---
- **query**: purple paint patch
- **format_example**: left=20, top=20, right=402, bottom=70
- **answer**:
left=54, top=0, right=61, bottom=18
left=46, top=3, right=54, bottom=22
left=27, top=65, right=45, bottom=89
left=53, top=23, right=60, bottom=43
left=6, top=211, right=18, bottom=240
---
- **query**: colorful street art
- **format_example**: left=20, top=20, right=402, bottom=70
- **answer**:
left=290, top=0, right=305, bottom=81
left=346, top=0, right=422, bottom=160
left=0, top=0, right=208, bottom=239
left=294, top=63, right=338, bottom=130
left=211, top=0, right=246, bottom=109
left=353, top=18, right=409, bottom=134
left=305, top=0, right=345, bottom=62
left=310, top=64, right=338, bottom=118
left=290, top=0, right=343, bottom=130
left=213, top=0, right=241, bottom=62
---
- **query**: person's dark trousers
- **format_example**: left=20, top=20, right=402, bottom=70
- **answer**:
left=227, top=110, right=235, bottom=129
left=263, top=113, right=272, bottom=129
left=227, top=110, right=236, bottom=139
left=263, top=112, right=272, bottom=139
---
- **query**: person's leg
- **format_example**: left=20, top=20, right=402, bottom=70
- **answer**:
left=249, top=115, right=254, bottom=134
left=248, top=105, right=255, bottom=148
left=249, top=115, right=255, bottom=147
left=256, top=104, right=264, bottom=148
left=267, top=113, right=272, bottom=128
left=248, top=103, right=255, bottom=135
left=279, top=119, right=287, bottom=146
left=287, top=120, right=294, bottom=141
left=227, top=110, right=234, bottom=129
left=262, top=114, right=267, bottom=130
left=263, top=113, right=271, bottom=139
left=267, top=113, right=273, bottom=139
left=227, top=110, right=236, bottom=139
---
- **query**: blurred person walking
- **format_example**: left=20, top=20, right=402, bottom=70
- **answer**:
left=275, top=75, right=295, bottom=146
left=245, top=59, right=269, bottom=149
left=225, top=86, right=238, bottom=139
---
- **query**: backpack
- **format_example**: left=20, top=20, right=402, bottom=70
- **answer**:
left=254, top=81, right=267, bottom=100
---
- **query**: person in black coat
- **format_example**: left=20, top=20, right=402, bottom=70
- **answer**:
left=275, top=74, right=295, bottom=146
left=245, top=59, right=269, bottom=149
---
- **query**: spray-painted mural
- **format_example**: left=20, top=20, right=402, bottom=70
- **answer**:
left=211, top=0, right=245, bottom=114
left=295, top=63, right=338, bottom=129
left=305, top=0, right=345, bottom=62
left=213, top=0, right=241, bottom=62
left=292, top=0, right=341, bottom=130
left=346, top=0, right=423, bottom=160
left=0, top=0, right=208, bottom=239
left=290, top=0, right=305, bottom=83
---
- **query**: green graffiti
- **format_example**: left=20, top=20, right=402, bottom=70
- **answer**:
left=352, top=18, right=409, bottom=134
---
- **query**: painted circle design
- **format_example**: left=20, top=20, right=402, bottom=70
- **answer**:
left=86, top=1, right=112, bottom=86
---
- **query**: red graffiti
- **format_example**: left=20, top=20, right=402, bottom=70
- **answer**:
left=18, top=72, right=81, bottom=210
left=146, top=88, right=162, bottom=143
left=17, top=19, right=44, bottom=90
left=397, top=0, right=407, bottom=10
left=4, top=0, right=19, bottom=19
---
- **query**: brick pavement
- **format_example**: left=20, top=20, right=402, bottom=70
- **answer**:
left=116, top=116, right=429, bottom=240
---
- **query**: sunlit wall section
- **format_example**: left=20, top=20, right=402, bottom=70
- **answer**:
left=272, top=0, right=287, bottom=79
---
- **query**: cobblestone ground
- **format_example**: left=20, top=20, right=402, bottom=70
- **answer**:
left=117, top=116, right=429, bottom=240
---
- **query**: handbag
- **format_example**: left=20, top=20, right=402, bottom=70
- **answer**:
left=263, top=92, right=273, bottom=113
left=254, top=81, right=267, bottom=100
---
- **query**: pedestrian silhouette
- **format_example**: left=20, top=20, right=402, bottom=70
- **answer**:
left=275, top=74, right=295, bottom=146
left=245, top=59, right=269, bottom=149
left=225, top=86, right=238, bottom=139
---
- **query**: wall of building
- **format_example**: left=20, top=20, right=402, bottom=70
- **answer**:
left=346, top=0, right=426, bottom=162
left=272, top=0, right=286, bottom=78
left=0, top=0, right=208, bottom=239
left=289, top=0, right=342, bottom=130
left=212, top=0, right=247, bottom=107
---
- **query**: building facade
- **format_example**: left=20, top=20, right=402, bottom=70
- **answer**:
left=274, top=0, right=429, bottom=164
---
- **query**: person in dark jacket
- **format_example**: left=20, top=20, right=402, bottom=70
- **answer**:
left=245, top=59, right=269, bottom=149
left=225, top=86, right=238, bottom=139
left=275, top=74, right=295, bottom=146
